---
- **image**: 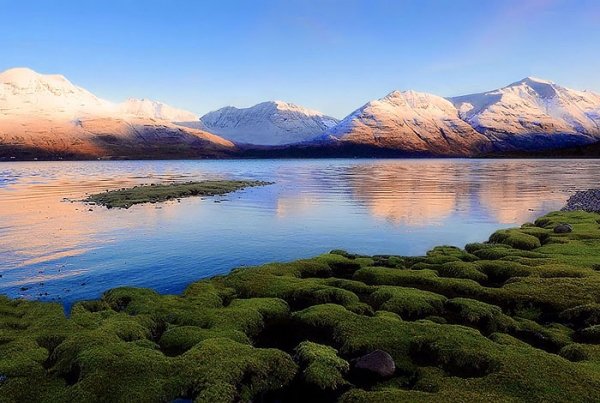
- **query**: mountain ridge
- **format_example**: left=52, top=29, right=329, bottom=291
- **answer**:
left=1, top=67, right=600, bottom=159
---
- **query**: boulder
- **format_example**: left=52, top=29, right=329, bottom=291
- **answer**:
left=353, top=350, right=395, bottom=379
left=554, top=224, right=573, bottom=234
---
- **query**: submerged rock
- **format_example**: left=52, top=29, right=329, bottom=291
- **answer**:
left=554, top=223, right=573, bottom=234
left=353, top=350, right=396, bottom=379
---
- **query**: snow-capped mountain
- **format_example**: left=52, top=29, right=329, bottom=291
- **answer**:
left=2, top=68, right=600, bottom=158
left=181, top=101, right=339, bottom=146
left=324, top=90, right=492, bottom=155
left=0, top=67, right=114, bottom=118
left=119, top=98, right=198, bottom=122
left=450, top=77, right=600, bottom=150
left=0, top=67, right=234, bottom=158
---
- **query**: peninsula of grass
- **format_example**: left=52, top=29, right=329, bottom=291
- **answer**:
left=85, top=180, right=272, bottom=208
left=2, top=210, right=600, bottom=402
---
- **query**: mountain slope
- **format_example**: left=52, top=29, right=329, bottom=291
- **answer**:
left=181, top=101, right=339, bottom=146
left=450, top=77, right=600, bottom=150
left=323, top=90, right=492, bottom=156
left=0, top=68, right=234, bottom=159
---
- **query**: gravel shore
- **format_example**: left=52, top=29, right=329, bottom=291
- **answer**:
left=562, top=189, right=600, bottom=213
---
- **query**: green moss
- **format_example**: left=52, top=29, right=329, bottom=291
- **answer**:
left=445, top=298, right=515, bottom=334
left=577, top=325, right=600, bottom=343
left=475, top=260, right=530, bottom=284
left=434, top=261, right=488, bottom=283
left=159, top=326, right=249, bottom=355
left=353, top=267, right=485, bottom=300
left=560, top=303, right=600, bottom=328
left=489, top=229, right=542, bottom=250
left=559, top=344, right=590, bottom=362
left=85, top=180, right=272, bottom=209
left=294, top=341, right=349, bottom=390
left=426, top=245, right=479, bottom=262
left=177, top=338, right=297, bottom=402
left=370, top=286, right=447, bottom=320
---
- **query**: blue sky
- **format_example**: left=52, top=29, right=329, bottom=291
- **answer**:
left=1, top=0, right=599, bottom=118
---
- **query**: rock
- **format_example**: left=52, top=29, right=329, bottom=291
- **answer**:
left=562, top=189, right=600, bottom=213
left=554, top=223, right=573, bottom=234
left=353, top=350, right=395, bottom=379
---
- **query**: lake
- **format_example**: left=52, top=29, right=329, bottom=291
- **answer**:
left=1, top=158, right=599, bottom=307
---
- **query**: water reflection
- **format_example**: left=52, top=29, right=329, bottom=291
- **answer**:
left=345, top=160, right=579, bottom=226
left=0, top=159, right=598, bottom=305
left=347, top=162, right=464, bottom=225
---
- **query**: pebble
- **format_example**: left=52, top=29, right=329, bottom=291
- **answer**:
left=562, top=189, right=600, bottom=213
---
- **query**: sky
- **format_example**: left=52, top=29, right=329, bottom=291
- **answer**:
left=1, top=0, right=599, bottom=118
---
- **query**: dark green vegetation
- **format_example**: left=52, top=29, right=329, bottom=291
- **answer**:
left=85, top=180, right=271, bottom=208
left=2, top=211, right=600, bottom=402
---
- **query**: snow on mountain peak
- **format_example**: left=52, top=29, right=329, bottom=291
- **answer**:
left=119, top=98, right=198, bottom=122
left=0, top=67, right=41, bottom=83
left=376, top=89, right=459, bottom=117
left=185, top=101, right=340, bottom=145
left=0, top=67, right=114, bottom=119
left=0, top=67, right=200, bottom=123
left=252, top=100, right=327, bottom=118
left=515, top=76, right=555, bottom=86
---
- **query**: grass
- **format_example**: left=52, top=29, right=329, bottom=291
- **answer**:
left=1, top=210, right=600, bottom=401
left=85, top=180, right=272, bottom=208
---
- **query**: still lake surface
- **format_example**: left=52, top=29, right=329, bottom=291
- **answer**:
left=1, top=158, right=599, bottom=307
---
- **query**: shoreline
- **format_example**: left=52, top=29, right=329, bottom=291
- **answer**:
left=2, top=207, right=600, bottom=401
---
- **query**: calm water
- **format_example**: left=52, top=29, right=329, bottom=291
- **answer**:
left=1, top=159, right=599, bottom=307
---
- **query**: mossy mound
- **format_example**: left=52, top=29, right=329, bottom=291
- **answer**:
left=2, top=211, right=600, bottom=402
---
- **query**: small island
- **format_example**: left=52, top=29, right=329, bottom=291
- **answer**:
left=85, top=180, right=272, bottom=208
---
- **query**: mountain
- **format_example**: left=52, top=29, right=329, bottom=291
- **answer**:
left=119, top=98, right=198, bottom=122
left=450, top=77, right=600, bottom=150
left=0, top=68, right=234, bottom=159
left=322, top=90, right=492, bottom=156
left=181, top=101, right=339, bottom=146
left=0, top=67, right=113, bottom=118
left=2, top=68, right=600, bottom=159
